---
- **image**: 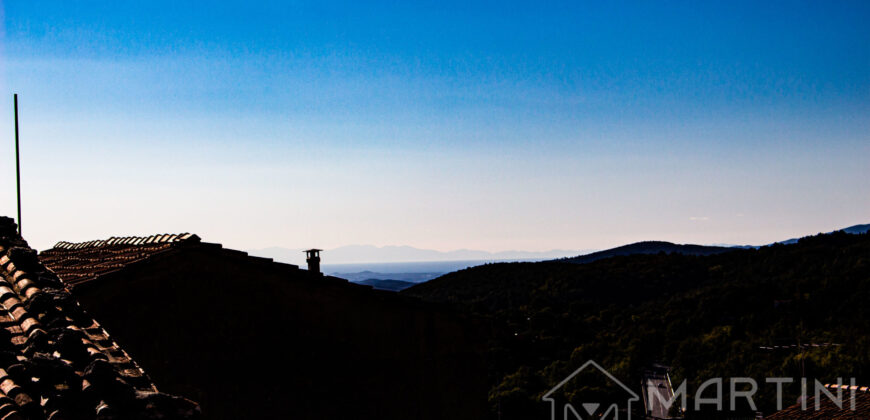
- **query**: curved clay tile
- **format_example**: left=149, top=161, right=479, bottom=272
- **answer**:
left=0, top=216, right=200, bottom=419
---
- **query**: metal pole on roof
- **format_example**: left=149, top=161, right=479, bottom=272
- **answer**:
left=13, top=94, right=21, bottom=235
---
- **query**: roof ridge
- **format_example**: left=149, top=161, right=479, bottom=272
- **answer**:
left=825, top=384, right=870, bottom=393
left=50, top=233, right=200, bottom=250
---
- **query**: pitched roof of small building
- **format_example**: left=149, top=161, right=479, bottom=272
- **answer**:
left=0, top=216, right=199, bottom=419
left=766, top=385, right=870, bottom=419
left=39, top=231, right=490, bottom=420
left=40, top=233, right=346, bottom=292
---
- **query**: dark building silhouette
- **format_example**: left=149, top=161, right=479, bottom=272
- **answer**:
left=0, top=216, right=199, bottom=419
left=40, top=233, right=487, bottom=420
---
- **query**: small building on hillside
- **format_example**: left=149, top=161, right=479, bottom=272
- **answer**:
left=40, top=233, right=487, bottom=420
left=641, top=364, right=682, bottom=419
left=0, top=216, right=199, bottom=419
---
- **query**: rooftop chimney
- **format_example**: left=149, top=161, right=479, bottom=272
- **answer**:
left=304, top=249, right=322, bottom=275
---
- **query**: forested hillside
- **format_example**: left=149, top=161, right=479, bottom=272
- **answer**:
left=404, top=232, right=870, bottom=419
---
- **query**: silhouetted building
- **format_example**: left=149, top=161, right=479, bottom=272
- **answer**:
left=641, top=364, right=682, bottom=419
left=40, top=233, right=487, bottom=420
left=304, top=248, right=322, bottom=274
left=0, top=216, right=199, bottom=419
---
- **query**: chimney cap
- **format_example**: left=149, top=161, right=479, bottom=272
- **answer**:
left=304, top=248, right=322, bottom=253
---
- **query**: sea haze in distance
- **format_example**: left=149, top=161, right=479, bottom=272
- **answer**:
left=248, top=245, right=586, bottom=267
left=248, top=224, right=870, bottom=291
left=247, top=245, right=588, bottom=287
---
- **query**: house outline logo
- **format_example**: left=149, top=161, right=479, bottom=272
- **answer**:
left=542, top=360, right=640, bottom=420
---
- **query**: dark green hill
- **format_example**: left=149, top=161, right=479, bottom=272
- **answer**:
left=556, top=240, right=733, bottom=264
left=357, top=278, right=416, bottom=291
left=844, top=223, right=870, bottom=234
left=403, top=231, right=870, bottom=419
left=776, top=222, right=870, bottom=244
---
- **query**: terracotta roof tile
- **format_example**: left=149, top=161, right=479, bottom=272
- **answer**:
left=0, top=216, right=199, bottom=419
left=41, top=233, right=303, bottom=294
left=40, top=233, right=201, bottom=288
left=51, top=233, right=198, bottom=251
left=767, top=385, right=870, bottom=419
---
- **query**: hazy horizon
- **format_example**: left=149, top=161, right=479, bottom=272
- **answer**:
left=2, top=1, right=869, bottom=252
left=21, top=221, right=865, bottom=267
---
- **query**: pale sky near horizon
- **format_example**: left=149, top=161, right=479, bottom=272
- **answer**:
left=1, top=1, right=869, bottom=254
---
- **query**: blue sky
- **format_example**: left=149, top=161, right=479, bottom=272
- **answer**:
left=1, top=1, right=869, bottom=253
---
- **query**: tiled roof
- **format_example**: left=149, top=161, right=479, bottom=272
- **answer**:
left=40, top=234, right=200, bottom=288
left=0, top=216, right=199, bottom=419
left=52, top=233, right=198, bottom=250
left=39, top=230, right=491, bottom=419
left=766, top=385, right=870, bottom=419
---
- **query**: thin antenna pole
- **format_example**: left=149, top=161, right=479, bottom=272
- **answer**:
left=14, top=94, right=21, bottom=235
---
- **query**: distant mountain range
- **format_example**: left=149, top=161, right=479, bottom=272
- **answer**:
left=248, top=244, right=586, bottom=265
left=775, top=223, right=870, bottom=245
left=250, top=224, right=870, bottom=267
left=249, top=224, right=870, bottom=290
left=332, top=270, right=445, bottom=283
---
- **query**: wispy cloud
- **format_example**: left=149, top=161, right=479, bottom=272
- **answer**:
left=690, top=216, right=710, bottom=221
